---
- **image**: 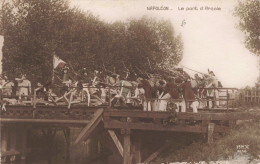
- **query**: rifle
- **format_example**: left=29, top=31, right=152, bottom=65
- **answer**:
left=180, top=65, right=207, bottom=75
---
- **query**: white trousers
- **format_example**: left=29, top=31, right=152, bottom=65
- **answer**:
left=83, top=85, right=91, bottom=106
left=100, top=88, right=106, bottom=102
left=175, top=100, right=186, bottom=112
left=143, top=100, right=151, bottom=111
left=158, top=93, right=171, bottom=112
left=191, top=101, right=199, bottom=113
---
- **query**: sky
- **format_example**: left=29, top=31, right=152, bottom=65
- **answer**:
left=0, top=0, right=259, bottom=88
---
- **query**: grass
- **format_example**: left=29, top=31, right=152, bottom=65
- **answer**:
left=152, top=120, right=260, bottom=163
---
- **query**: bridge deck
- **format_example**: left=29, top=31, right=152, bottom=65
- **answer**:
left=1, top=105, right=260, bottom=133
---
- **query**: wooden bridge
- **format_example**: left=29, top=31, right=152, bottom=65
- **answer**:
left=1, top=103, right=260, bottom=164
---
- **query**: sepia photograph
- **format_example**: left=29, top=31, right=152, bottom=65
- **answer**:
left=0, top=0, right=260, bottom=163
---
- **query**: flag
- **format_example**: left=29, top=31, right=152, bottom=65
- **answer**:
left=53, top=55, right=66, bottom=69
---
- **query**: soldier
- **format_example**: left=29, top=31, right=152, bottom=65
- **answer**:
left=61, top=67, right=72, bottom=94
left=137, top=77, right=152, bottom=111
left=2, top=76, right=14, bottom=97
left=16, top=74, right=31, bottom=101
left=177, top=68, right=190, bottom=81
left=159, top=78, right=180, bottom=112
left=179, top=78, right=198, bottom=113
left=209, top=71, right=220, bottom=107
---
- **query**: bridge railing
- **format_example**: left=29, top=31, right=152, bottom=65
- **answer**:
left=0, top=86, right=33, bottom=106
left=238, top=88, right=260, bottom=106
left=1, top=84, right=238, bottom=111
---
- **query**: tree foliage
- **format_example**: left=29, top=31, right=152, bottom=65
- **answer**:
left=234, top=0, right=260, bottom=55
left=0, top=0, right=183, bottom=84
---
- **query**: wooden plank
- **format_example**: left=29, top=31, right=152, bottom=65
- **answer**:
left=143, top=141, right=169, bottom=163
left=105, top=121, right=208, bottom=133
left=0, top=118, right=90, bottom=125
left=123, top=134, right=131, bottom=164
left=4, top=105, right=105, bottom=111
left=105, top=120, right=229, bottom=133
left=108, top=130, right=123, bottom=157
left=104, top=110, right=260, bottom=121
left=74, top=108, right=104, bottom=144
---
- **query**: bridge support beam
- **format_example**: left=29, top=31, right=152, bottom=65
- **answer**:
left=143, top=140, right=169, bottom=163
left=207, top=123, right=215, bottom=145
left=20, top=128, right=28, bottom=160
left=9, top=126, right=17, bottom=162
left=1, top=125, right=8, bottom=163
left=63, top=128, right=70, bottom=163
left=122, top=129, right=131, bottom=164
left=108, top=130, right=123, bottom=157
left=132, top=134, right=141, bottom=163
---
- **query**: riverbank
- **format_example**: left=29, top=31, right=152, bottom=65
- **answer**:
left=152, top=120, right=260, bottom=163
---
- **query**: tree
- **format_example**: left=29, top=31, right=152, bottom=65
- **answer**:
left=234, top=0, right=260, bottom=55
left=1, top=0, right=183, bottom=84
left=1, top=0, right=74, bottom=83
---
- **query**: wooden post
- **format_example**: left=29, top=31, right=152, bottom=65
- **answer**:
left=226, top=89, right=229, bottom=111
left=251, top=89, right=253, bottom=104
left=10, top=126, right=17, bottom=150
left=245, top=90, right=248, bottom=105
left=1, top=126, right=8, bottom=152
left=63, top=128, right=70, bottom=163
left=207, top=123, right=215, bottom=145
left=133, top=135, right=141, bottom=163
left=243, top=90, right=246, bottom=106
left=257, top=89, right=260, bottom=104
left=86, top=138, right=92, bottom=158
left=20, top=128, right=27, bottom=160
left=122, top=129, right=131, bottom=164
left=1, top=125, right=8, bottom=163
left=232, top=89, right=234, bottom=109
left=10, top=126, right=17, bottom=162
left=33, top=89, right=36, bottom=108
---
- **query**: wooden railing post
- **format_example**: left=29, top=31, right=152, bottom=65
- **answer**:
left=226, top=89, right=229, bottom=111
left=33, top=89, right=37, bottom=108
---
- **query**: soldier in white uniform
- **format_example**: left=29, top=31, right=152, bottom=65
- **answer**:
left=16, top=75, right=31, bottom=100
left=2, top=76, right=14, bottom=96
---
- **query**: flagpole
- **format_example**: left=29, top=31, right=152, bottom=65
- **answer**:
left=52, top=52, right=55, bottom=84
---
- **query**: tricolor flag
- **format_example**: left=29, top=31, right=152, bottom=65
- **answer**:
left=53, top=55, right=66, bottom=69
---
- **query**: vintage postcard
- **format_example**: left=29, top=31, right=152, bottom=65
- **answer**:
left=0, top=0, right=259, bottom=164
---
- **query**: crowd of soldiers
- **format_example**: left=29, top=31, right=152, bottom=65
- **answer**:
left=0, top=75, right=31, bottom=100
left=0, top=66, right=222, bottom=112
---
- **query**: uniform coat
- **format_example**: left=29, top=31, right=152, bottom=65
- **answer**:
left=179, top=81, right=195, bottom=102
left=164, top=82, right=180, bottom=99
left=138, top=79, right=152, bottom=99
